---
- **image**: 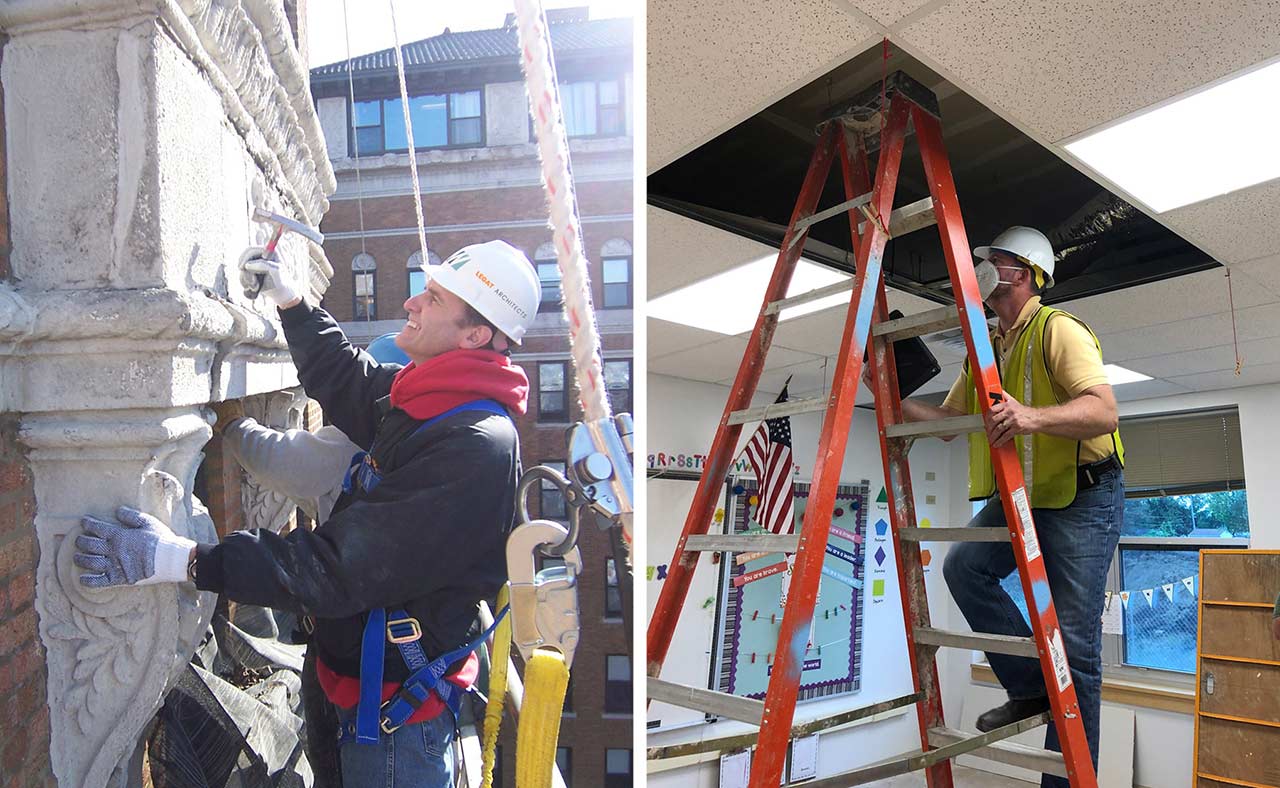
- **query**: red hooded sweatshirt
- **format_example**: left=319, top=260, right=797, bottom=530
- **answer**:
left=316, top=349, right=529, bottom=725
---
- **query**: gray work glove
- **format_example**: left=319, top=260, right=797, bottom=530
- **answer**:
left=239, top=246, right=302, bottom=306
left=74, top=506, right=197, bottom=588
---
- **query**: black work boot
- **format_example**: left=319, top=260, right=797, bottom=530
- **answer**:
left=975, top=696, right=1050, bottom=732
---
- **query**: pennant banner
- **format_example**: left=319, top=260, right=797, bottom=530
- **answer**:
left=1161, top=583, right=1174, bottom=602
left=1141, top=588, right=1154, bottom=607
left=1119, top=591, right=1131, bottom=608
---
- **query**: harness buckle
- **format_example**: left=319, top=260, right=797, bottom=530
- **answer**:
left=380, top=716, right=402, bottom=735
left=386, top=616, right=422, bottom=644
left=506, top=520, right=581, bottom=668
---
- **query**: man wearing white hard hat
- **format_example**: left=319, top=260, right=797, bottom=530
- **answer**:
left=75, top=240, right=542, bottom=787
left=876, top=226, right=1124, bottom=787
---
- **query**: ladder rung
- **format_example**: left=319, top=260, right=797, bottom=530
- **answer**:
left=685, top=534, right=799, bottom=553
left=646, top=678, right=764, bottom=725
left=900, top=526, right=1010, bottom=543
left=913, top=626, right=1039, bottom=658
left=788, top=192, right=873, bottom=241
left=764, top=278, right=854, bottom=315
left=871, top=305, right=960, bottom=342
left=885, top=413, right=984, bottom=439
left=929, top=722, right=1067, bottom=778
left=727, top=397, right=827, bottom=425
left=858, top=196, right=937, bottom=239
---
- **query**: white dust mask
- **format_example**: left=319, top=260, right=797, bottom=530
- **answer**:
left=973, top=260, right=1023, bottom=300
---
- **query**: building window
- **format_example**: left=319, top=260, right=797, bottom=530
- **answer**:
left=541, top=460, right=567, bottom=520
left=353, top=253, right=377, bottom=320
left=993, top=408, right=1248, bottom=677
left=600, top=238, right=632, bottom=308
left=562, top=674, right=574, bottom=715
left=538, top=362, right=568, bottom=421
left=535, top=242, right=560, bottom=308
left=561, top=79, right=627, bottom=138
left=605, top=558, right=623, bottom=620
left=604, top=359, right=631, bottom=415
left=555, top=748, right=572, bottom=786
left=605, top=654, right=631, bottom=715
left=351, top=89, right=482, bottom=155
left=605, top=749, right=632, bottom=788
left=407, top=251, right=441, bottom=298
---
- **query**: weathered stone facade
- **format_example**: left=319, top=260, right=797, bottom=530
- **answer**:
left=0, top=2, right=333, bottom=785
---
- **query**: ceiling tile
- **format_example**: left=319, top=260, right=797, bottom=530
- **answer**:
left=1163, top=178, right=1280, bottom=265
left=1111, top=378, right=1191, bottom=402
left=648, top=207, right=782, bottom=297
left=898, top=1, right=1280, bottom=143
left=1228, top=255, right=1280, bottom=299
left=648, top=0, right=872, bottom=171
left=1121, top=338, right=1280, bottom=380
left=650, top=335, right=822, bottom=385
left=1098, top=301, right=1280, bottom=361
left=1165, top=359, right=1280, bottom=392
left=648, top=317, right=726, bottom=360
left=1058, top=267, right=1278, bottom=336
left=845, top=0, right=943, bottom=27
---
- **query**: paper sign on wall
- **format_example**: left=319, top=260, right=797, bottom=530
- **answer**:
left=720, top=750, right=751, bottom=788
left=1101, top=591, right=1124, bottom=635
left=789, top=734, right=819, bottom=782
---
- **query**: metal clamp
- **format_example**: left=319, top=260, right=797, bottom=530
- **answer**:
left=505, top=520, right=581, bottom=668
left=567, top=413, right=634, bottom=543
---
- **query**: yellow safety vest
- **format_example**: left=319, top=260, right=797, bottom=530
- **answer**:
left=964, top=305, right=1124, bottom=509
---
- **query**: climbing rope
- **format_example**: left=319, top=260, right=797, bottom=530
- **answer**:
left=512, top=0, right=610, bottom=423
left=339, top=0, right=368, bottom=257
left=387, top=0, right=432, bottom=267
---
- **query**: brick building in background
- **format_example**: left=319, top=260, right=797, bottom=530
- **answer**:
left=309, top=9, right=633, bottom=786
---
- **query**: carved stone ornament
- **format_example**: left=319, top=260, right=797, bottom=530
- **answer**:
left=0, top=1, right=335, bottom=785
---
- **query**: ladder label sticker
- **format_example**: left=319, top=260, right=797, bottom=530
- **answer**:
left=1048, top=627, right=1072, bottom=692
left=1010, top=487, right=1040, bottom=562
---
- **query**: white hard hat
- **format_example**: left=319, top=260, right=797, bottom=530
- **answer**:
left=974, top=226, right=1056, bottom=289
left=431, top=241, right=540, bottom=344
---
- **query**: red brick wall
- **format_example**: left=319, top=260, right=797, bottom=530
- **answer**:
left=0, top=417, right=54, bottom=788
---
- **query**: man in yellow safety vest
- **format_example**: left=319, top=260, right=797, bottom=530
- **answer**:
left=886, top=226, right=1124, bottom=788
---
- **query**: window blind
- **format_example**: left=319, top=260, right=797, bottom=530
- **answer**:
left=1119, top=409, right=1243, bottom=493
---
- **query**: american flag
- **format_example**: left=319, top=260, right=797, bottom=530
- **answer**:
left=743, top=380, right=796, bottom=535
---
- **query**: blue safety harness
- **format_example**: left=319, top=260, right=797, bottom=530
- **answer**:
left=336, top=399, right=512, bottom=744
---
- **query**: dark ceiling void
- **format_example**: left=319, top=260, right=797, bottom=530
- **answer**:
left=648, top=46, right=1217, bottom=306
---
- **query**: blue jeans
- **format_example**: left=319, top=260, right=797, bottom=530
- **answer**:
left=942, top=468, right=1123, bottom=788
left=337, top=710, right=456, bottom=788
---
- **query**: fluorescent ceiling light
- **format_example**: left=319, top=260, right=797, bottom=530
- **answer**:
left=648, top=256, right=851, bottom=335
left=1104, top=364, right=1152, bottom=386
left=1065, top=59, right=1280, bottom=213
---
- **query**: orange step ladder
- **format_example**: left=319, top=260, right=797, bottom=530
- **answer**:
left=646, top=71, right=1097, bottom=788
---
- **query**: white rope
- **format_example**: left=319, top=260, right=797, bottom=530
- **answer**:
left=387, top=0, right=431, bottom=270
left=339, top=0, right=367, bottom=257
left=512, top=0, right=610, bottom=422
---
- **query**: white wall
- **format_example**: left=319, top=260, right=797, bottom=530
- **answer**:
left=647, top=373, right=965, bottom=784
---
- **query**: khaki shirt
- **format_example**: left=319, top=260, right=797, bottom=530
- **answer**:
left=942, top=296, right=1113, bottom=464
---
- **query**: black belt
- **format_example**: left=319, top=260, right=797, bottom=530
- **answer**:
left=1077, top=454, right=1121, bottom=489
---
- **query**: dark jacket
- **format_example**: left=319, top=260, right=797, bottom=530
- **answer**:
left=195, top=303, right=520, bottom=681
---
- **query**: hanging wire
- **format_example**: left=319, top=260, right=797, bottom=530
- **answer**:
left=387, top=0, right=432, bottom=268
left=1226, top=268, right=1243, bottom=375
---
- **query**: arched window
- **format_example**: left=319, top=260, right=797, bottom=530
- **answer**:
left=535, top=242, right=560, bottom=308
left=352, top=253, right=377, bottom=320
left=407, top=250, right=441, bottom=298
left=600, top=238, right=632, bottom=309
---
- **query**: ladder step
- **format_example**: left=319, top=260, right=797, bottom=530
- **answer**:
left=646, top=677, right=764, bottom=725
left=858, top=196, right=937, bottom=239
left=885, top=413, right=984, bottom=439
left=900, top=526, right=1010, bottom=543
left=788, top=192, right=873, bottom=241
left=929, top=722, right=1067, bottom=778
left=727, top=397, right=827, bottom=425
left=913, top=626, right=1039, bottom=658
left=764, top=278, right=854, bottom=315
left=871, top=305, right=960, bottom=342
left=685, top=533, right=799, bottom=553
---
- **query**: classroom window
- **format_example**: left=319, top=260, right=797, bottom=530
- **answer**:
left=993, top=408, right=1248, bottom=677
left=604, top=359, right=631, bottom=415
left=605, top=749, right=632, bottom=788
left=540, top=460, right=568, bottom=520
left=538, top=362, right=568, bottom=421
left=352, top=253, right=377, bottom=320
left=556, top=748, right=572, bottom=786
left=605, top=654, right=631, bottom=715
left=605, top=558, right=623, bottom=619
